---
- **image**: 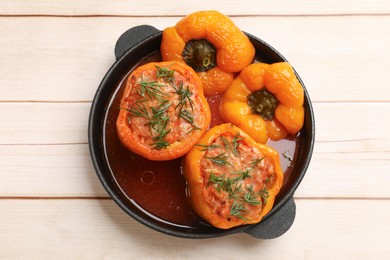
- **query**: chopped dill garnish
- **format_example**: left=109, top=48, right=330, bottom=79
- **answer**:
left=258, top=177, right=270, bottom=205
left=227, top=180, right=243, bottom=199
left=230, top=201, right=248, bottom=220
left=155, top=65, right=175, bottom=83
left=195, top=144, right=220, bottom=151
left=149, top=101, right=172, bottom=150
left=172, top=80, right=199, bottom=130
left=152, top=138, right=170, bottom=150
left=205, top=153, right=231, bottom=166
left=231, top=168, right=252, bottom=182
left=219, top=132, right=242, bottom=157
left=179, top=109, right=194, bottom=124
left=208, top=172, right=225, bottom=189
left=120, top=104, right=149, bottom=120
left=244, top=191, right=262, bottom=206
left=282, top=150, right=293, bottom=164
left=137, top=79, right=169, bottom=101
left=250, top=157, right=265, bottom=168
left=174, top=81, right=194, bottom=112
left=220, top=136, right=230, bottom=153
left=209, top=172, right=224, bottom=184
left=258, top=189, right=269, bottom=205
left=231, top=132, right=243, bottom=157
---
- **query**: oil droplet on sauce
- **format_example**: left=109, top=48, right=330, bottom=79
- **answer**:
left=141, top=171, right=155, bottom=185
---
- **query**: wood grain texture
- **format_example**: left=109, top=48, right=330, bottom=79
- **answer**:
left=0, top=199, right=389, bottom=258
left=0, top=143, right=389, bottom=198
left=1, top=102, right=389, bottom=145
left=1, top=1, right=389, bottom=257
left=1, top=0, right=389, bottom=16
left=1, top=16, right=390, bottom=102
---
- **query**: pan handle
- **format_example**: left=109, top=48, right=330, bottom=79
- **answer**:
left=114, top=25, right=160, bottom=61
left=244, top=197, right=296, bottom=239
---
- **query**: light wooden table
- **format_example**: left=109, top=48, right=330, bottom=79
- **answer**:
left=1, top=1, right=389, bottom=259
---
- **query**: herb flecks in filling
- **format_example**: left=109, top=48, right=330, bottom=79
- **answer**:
left=173, top=81, right=199, bottom=130
left=123, top=66, right=199, bottom=150
left=155, top=65, right=175, bottom=83
left=137, top=79, right=169, bottom=102
left=149, top=101, right=172, bottom=150
left=195, top=144, right=221, bottom=151
left=201, top=133, right=271, bottom=221
left=205, top=153, right=231, bottom=166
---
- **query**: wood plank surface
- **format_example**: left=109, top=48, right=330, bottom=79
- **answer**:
left=1, top=0, right=389, bottom=16
left=0, top=199, right=388, bottom=259
left=1, top=16, right=390, bottom=102
left=1, top=1, right=389, bottom=258
left=0, top=142, right=389, bottom=199
left=1, top=102, right=389, bottom=145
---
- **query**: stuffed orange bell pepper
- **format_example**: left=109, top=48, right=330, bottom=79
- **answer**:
left=220, top=62, right=305, bottom=143
left=117, top=61, right=211, bottom=161
left=183, top=123, right=283, bottom=229
left=161, top=10, right=255, bottom=96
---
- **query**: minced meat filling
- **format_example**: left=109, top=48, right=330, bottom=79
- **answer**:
left=200, top=132, right=275, bottom=221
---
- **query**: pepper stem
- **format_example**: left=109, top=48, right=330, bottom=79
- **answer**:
left=247, top=88, right=278, bottom=120
left=182, top=39, right=217, bottom=72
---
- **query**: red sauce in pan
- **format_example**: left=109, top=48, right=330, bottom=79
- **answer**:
left=103, top=52, right=299, bottom=228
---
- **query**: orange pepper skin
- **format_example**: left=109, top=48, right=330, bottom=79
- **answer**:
left=160, top=27, right=185, bottom=62
left=161, top=10, right=255, bottom=96
left=116, top=61, right=210, bottom=161
left=183, top=123, right=283, bottom=229
left=221, top=62, right=304, bottom=142
left=220, top=77, right=268, bottom=144
left=198, top=67, right=234, bottom=96
left=265, top=62, right=304, bottom=135
left=265, top=119, right=288, bottom=141
left=275, top=105, right=304, bottom=134
left=264, top=62, right=304, bottom=108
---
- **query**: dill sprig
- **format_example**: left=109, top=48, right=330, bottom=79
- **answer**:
left=220, top=132, right=243, bottom=157
left=220, top=136, right=230, bottom=153
left=208, top=172, right=225, bottom=189
left=152, top=138, right=170, bottom=150
left=227, top=180, right=244, bottom=199
left=195, top=144, right=220, bottom=151
left=179, top=109, right=194, bottom=124
left=120, top=104, right=149, bottom=120
left=172, top=80, right=200, bottom=130
left=231, top=168, right=252, bottom=182
left=149, top=101, right=172, bottom=150
left=209, top=172, right=225, bottom=183
left=230, top=201, right=248, bottom=220
left=231, top=132, right=243, bottom=157
left=244, top=190, right=262, bottom=206
left=250, top=157, right=265, bottom=168
left=174, top=81, right=194, bottom=112
left=137, top=79, right=169, bottom=101
left=258, top=178, right=270, bottom=205
left=155, top=65, right=175, bottom=83
left=206, top=153, right=231, bottom=166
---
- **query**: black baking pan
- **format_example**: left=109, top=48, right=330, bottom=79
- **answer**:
left=88, top=25, right=315, bottom=239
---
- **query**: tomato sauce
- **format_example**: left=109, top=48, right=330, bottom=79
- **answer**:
left=103, top=51, right=300, bottom=228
